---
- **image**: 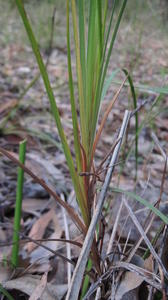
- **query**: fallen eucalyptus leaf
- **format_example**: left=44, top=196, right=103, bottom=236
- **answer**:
left=3, top=275, right=58, bottom=300
left=29, top=272, right=48, bottom=300
left=114, top=271, right=144, bottom=300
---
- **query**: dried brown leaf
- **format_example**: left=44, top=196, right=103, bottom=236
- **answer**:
left=144, top=255, right=154, bottom=274
left=0, top=264, right=11, bottom=283
left=114, top=271, right=144, bottom=300
left=22, top=198, right=50, bottom=213
left=29, top=272, right=48, bottom=300
left=3, top=275, right=57, bottom=300
left=26, top=209, right=54, bottom=253
left=29, top=212, right=63, bottom=263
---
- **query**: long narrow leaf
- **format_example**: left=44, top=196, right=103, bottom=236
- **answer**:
left=102, top=0, right=109, bottom=38
left=78, top=0, right=86, bottom=98
left=15, top=0, right=89, bottom=226
left=97, top=0, right=103, bottom=60
left=112, top=187, right=168, bottom=224
left=101, top=0, right=127, bottom=89
left=86, top=0, right=97, bottom=161
left=111, top=80, right=168, bottom=95
left=101, top=68, right=120, bottom=100
left=123, top=69, right=138, bottom=177
left=71, top=0, right=87, bottom=152
left=91, top=76, right=127, bottom=163
left=101, top=0, right=117, bottom=69
left=0, top=284, right=14, bottom=300
left=90, top=1, right=127, bottom=162
left=67, top=0, right=82, bottom=173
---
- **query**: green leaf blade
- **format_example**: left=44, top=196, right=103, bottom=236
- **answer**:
left=112, top=187, right=168, bottom=224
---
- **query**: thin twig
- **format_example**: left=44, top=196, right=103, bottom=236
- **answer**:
left=0, top=147, right=86, bottom=234
left=122, top=228, right=131, bottom=258
left=151, top=131, right=167, bottom=161
left=130, top=99, right=148, bottom=118
left=123, top=197, right=168, bottom=280
left=61, top=194, right=72, bottom=287
left=112, top=261, right=161, bottom=289
left=0, top=238, right=82, bottom=248
left=106, top=200, right=123, bottom=257
left=95, top=287, right=101, bottom=300
left=91, top=76, right=128, bottom=162
left=0, top=221, right=75, bottom=266
left=126, top=209, right=155, bottom=263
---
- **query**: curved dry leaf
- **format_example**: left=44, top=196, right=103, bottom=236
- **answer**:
left=29, top=272, right=48, bottom=300
left=114, top=271, right=144, bottom=300
left=3, top=275, right=57, bottom=300
left=29, top=212, right=63, bottom=263
left=144, top=255, right=154, bottom=275
left=0, top=264, right=11, bottom=283
left=25, top=209, right=54, bottom=253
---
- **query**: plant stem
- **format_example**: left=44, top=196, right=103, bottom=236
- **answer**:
left=80, top=258, right=92, bottom=299
left=11, top=139, right=27, bottom=267
left=66, top=111, right=131, bottom=300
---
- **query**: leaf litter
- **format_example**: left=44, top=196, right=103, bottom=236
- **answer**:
left=0, top=2, right=168, bottom=299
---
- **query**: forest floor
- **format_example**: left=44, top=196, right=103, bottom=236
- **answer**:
left=0, top=1, right=168, bottom=299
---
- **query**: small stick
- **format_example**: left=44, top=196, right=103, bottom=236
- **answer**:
left=95, top=287, right=101, bottom=300
left=61, top=194, right=72, bottom=287
left=106, top=199, right=123, bottom=257
left=151, top=131, right=167, bottom=161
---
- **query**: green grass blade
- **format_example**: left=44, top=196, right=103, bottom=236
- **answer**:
left=101, top=67, right=138, bottom=178
left=111, top=80, right=168, bottom=95
left=71, top=0, right=87, bottom=151
left=85, top=0, right=97, bottom=159
left=14, top=1, right=70, bottom=157
left=143, top=224, right=164, bottom=259
left=67, top=0, right=88, bottom=208
left=0, top=73, right=40, bottom=130
left=80, top=258, right=92, bottom=299
left=134, top=84, right=168, bottom=94
left=90, top=1, right=127, bottom=159
left=102, top=0, right=117, bottom=66
left=101, top=0, right=127, bottom=90
left=67, top=0, right=82, bottom=173
left=85, top=0, right=107, bottom=166
left=15, top=0, right=89, bottom=226
left=117, top=93, right=163, bottom=184
left=112, top=187, right=168, bottom=224
left=123, top=69, right=138, bottom=178
left=97, top=0, right=103, bottom=60
left=0, top=284, right=14, bottom=300
left=78, top=0, right=86, bottom=100
left=11, top=139, right=27, bottom=267
left=102, top=0, right=108, bottom=39
left=101, top=68, right=120, bottom=100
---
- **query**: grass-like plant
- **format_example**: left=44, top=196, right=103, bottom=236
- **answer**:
left=14, top=0, right=127, bottom=225
left=11, top=139, right=27, bottom=267
left=0, top=1, right=167, bottom=298
left=14, top=0, right=127, bottom=269
left=13, top=0, right=127, bottom=292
